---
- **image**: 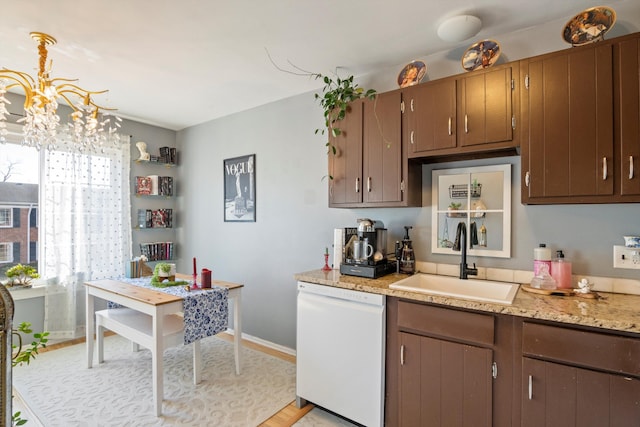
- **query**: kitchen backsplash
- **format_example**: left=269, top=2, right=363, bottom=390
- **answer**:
left=415, top=261, right=640, bottom=296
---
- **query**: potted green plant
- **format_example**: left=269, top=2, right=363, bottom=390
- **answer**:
left=4, top=264, right=39, bottom=288
left=447, top=202, right=465, bottom=218
left=153, top=262, right=175, bottom=282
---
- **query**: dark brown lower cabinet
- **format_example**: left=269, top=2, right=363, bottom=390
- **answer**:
left=522, top=357, right=640, bottom=427
left=386, top=297, right=640, bottom=427
left=399, top=332, right=492, bottom=426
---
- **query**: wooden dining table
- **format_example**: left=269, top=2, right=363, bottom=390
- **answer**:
left=84, top=274, right=243, bottom=415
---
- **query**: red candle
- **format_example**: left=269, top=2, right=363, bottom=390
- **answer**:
left=193, top=257, right=197, bottom=276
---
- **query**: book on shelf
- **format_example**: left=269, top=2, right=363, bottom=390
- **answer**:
left=139, top=241, right=174, bottom=261
left=135, top=176, right=152, bottom=195
left=134, top=175, right=173, bottom=196
left=159, top=147, right=177, bottom=164
left=136, top=209, right=173, bottom=228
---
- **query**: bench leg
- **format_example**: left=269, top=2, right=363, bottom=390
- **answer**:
left=193, top=340, right=202, bottom=384
left=131, top=341, right=140, bottom=352
left=96, top=322, right=105, bottom=364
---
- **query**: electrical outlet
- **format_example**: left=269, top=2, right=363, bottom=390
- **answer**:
left=613, top=245, right=640, bottom=269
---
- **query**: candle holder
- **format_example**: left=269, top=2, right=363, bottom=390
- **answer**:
left=321, top=253, right=332, bottom=272
left=191, top=273, right=199, bottom=290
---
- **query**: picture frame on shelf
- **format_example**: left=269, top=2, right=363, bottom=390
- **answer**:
left=224, top=154, right=256, bottom=222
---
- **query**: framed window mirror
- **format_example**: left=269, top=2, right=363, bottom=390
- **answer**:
left=431, top=164, right=511, bottom=258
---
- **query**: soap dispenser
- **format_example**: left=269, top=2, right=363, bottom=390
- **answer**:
left=551, top=250, right=572, bottom=289
left=400, top=226, right=415, bottom=274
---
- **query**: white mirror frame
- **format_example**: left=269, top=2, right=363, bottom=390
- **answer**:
left=431, top=164, right=511, bottom=258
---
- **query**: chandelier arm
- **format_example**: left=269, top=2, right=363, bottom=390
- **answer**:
left=0, top=73, right=37, bottom=109
left=56, top=88, right=117, bottom=112
left=52, top=82, right=108, bottom=97
left=1, top=69, right=37, bottom=87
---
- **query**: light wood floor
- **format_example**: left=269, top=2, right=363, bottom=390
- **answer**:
left=28, top=331, right=313, bottom=427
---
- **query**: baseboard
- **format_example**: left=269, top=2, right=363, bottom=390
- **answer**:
left=226, top=328, right=296, bottom=357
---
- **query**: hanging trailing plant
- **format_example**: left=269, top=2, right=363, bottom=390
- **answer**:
left=313, top=74, right=376, bottom=155
left=264, top=49, right=377, bottom=155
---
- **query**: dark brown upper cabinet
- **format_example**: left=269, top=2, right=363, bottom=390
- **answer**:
left=328, top=91, right=421, bottom=208
left=521, top=32, right=640, bottom=204
left=328, top=99, right=363, bottom=206
left=404, top=62, right=519, bottom=160
left=617, top=35, right=640, bottom=198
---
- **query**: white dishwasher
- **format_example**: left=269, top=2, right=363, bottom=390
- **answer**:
left=296, top=281, right=385, bottom=427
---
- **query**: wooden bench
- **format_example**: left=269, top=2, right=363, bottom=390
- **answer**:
left=95, top=308, right=202, bottom=384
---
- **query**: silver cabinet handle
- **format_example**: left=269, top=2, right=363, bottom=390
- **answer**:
left=367, top=177, right=372, bottom=192
left=355, top=177, right=360, bottom=193
left=410, top=130, right=415, bottom=144
left=528, top=375, right=533, bottom=400
left=448, top=117, right=452, bottom=136
left=525, top=171, right=530, bottom=187
left=602, top=157, right=608, bottom=180
left=465, top=114, right=468, bottom=134
left=400, top=344, right=405, bottom=366
left=630, top=156, right=635, bottom=180
left=410, top=99, right=414, bottom=112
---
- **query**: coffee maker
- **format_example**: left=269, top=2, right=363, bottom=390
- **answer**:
left=338, top=219, right=396, bottom=278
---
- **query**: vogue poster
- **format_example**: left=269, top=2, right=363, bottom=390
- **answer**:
left=224, top=154, right=256, bottom=222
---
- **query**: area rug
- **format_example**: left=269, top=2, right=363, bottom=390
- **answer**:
left=13, top=335, right=296, bottom=427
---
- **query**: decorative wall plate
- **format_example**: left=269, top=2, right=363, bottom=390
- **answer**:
left=562, top=6, right=616, bottom=46
left=397, top=60, right=426, bottom=88
left=461, top=39, right=501, bottom=72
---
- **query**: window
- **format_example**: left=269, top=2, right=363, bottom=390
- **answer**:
left=0, top=242, right=11, bottom=263
left=0, top=142, right=39, bottom=281
left=0, top=208, right=10, bottom=227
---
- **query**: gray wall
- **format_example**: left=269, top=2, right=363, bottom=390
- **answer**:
left=177, top=3, right=640, bottom=350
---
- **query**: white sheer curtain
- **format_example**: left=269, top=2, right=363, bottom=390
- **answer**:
left=42, top=136, right=132, bottom=339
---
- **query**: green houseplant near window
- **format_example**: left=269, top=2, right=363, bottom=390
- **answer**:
left=4, top=265, right=39, bottom=288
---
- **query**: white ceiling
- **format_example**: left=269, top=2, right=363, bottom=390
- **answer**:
left=0, top=0, right=625, bottom=131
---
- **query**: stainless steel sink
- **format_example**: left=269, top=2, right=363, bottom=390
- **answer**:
left=389, top=273, right=520, bottom=305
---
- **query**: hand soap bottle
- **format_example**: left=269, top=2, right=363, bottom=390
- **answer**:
left=551, top=250, right=572, bottom=289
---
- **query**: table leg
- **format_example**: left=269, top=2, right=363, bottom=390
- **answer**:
left=86, top=290, right=94, bottom=369
left=233, top=292, right=242, bottom=375
left=152, top=311, right=163, bottom=416
left=193, top=340, right=202, bottom=384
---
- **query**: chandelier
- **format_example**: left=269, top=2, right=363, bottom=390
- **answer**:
left=0, top=32, right=121, bottom=152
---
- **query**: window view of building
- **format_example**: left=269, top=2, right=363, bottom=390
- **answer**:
left=0, top=142, right=39, bottom=283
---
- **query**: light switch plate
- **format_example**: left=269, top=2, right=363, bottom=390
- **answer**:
left=613, top=245, right=640, bottom=269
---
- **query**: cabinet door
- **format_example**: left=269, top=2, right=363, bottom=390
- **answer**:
left=399, top=332, right=493, bottom=427
left=522, top=357, right=640, bottom=427
left=404, top=78, right=456, bottom=156
left=618, top=36, right=640, bottom=196
left=522, top=44, right=614, bottom=202
left=328, top=100, right=363, bottom=206
left=363, top=91, right=402, bottom=203
left=458, top=66, right=514, bottom=147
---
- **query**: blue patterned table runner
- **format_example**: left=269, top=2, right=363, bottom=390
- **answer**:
left=109, top=277, right=229, bottom=345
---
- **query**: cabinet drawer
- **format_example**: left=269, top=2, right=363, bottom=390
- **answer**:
left=397, top=301, right=494, bottom=346
left=523, top=322, right=640, bottom=377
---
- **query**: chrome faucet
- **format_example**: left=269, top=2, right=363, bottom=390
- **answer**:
left=453, top=222, right=478, bottom=279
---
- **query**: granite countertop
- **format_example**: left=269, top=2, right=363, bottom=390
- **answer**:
left=294, top=269, right=640, bottom=335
